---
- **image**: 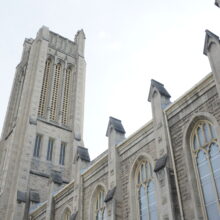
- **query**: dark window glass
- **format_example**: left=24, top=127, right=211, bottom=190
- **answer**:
left=33, top=134, right=42, bottom=157
left=59, top=142, right=66, bottom=165
left=47, top=138, right=54, bottom=161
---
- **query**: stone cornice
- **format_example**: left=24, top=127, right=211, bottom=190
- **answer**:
left=53, top=179, right=75, bottom=202
left=81, top=153, right=108, bottom=177
left=116, top=120, right=154, bottom=155
left=29, top=201, right=47, bottom=218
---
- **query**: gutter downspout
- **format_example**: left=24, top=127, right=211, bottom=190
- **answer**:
left=164, top=111, right=184, bottom=220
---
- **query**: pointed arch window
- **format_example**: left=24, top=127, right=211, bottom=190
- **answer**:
left=33, top=134, right=42, bottom=157
left=50, top=63, right=61, bottom=121
left=137, top=161, right=158, bottom=220
left=95, top=189, right=107, bottom=220
left=191, top=120, right=220, bottom=219
left=62, top=207, right=71, bottom=220
left=61, top=67, right=71, bottom=125
left=38, top=58, right=51, bottom=117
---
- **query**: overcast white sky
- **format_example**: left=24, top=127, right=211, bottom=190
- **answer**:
left=0, top=0, right=219, bottom=159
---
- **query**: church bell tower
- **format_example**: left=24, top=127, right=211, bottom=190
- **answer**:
left=0, top=26, right=86, bottom=219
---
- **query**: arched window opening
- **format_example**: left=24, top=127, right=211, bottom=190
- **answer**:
left=50, top=63, right=61, bottom=121
left=61, top=67, right=71, bottom=125
left=137, top=161, right=158, bottom=220
left=191, top=120, right=220, bottom=219
left=38, top=58, right=51, bottom=117
left=33, top=134, right=42, bottom=157
left=59, top=142, right=66, bottom=165
left=62, top=207, right=71, bottom=220
left=94, top=189, right=107, bottom=220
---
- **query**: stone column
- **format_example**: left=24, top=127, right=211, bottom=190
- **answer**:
left=73, top=30, right=86, bottom=145
left=72, top=145, right=90, bottom=219
left=148, top=79, right=175, bottom=220
left=45, top=179, right=55, bottom=220
left=106, top=117, right=125, bottom=220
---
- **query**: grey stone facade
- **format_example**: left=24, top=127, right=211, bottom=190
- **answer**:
left=1, top=26, right=220, bottom=220
left=0, top=26, right=86, bottom=220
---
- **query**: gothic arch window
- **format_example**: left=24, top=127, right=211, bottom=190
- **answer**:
left=95, top=189, right=107, bottom=220
left=50, top=62, right=62, bottom=121
left=191, top=120, right=220, bottom=219
left=33, top=134, right=42, bottom=157
left=90, top=185, right=107, bottom=220
left=62, top=207, right=71, bottom=220
left=61, top=67, right=71, bottom=125
left=38, top=58, right=51, bottom=117
left=136, top=160, right=158, bottom=220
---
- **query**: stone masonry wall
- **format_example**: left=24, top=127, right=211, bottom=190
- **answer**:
left=29, top=174, right=50, bottom=205
left=82, top=159, right=108, bottom=220
left=117, top=124, right=157, bottom=220
left=120, top=140, right=156, bottom=219
left=54, top=188, right=75, bottom=219
left=167, top=81, right=220, bottom=219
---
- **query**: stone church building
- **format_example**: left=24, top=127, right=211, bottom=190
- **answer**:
left=0, top=22, right=220, bottom=220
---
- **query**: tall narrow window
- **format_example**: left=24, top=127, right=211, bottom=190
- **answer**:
left=61, top=68, right=71, bottom=125
left=33, top=134, right=42, bottom=157
left=95, top=189, right=107, bottom=220
left=137, top=161, right=157, bottom=220
left=59, top=142, right=66, bottom=165
left=63, top=208, right=71, bottom=220
left=38, top=59, right=51, bottom=117
left=47, top=138, right=54, bottom=161
left=50, top=63, right=61, bottom=121
left=191, top=121, right=220, bottom=219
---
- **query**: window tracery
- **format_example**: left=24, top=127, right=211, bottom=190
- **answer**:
left=94, top=189, right=107, bottom=220
left=136, top=161, right=158, bottom=220
left=191, top=120, right=220, bottom=219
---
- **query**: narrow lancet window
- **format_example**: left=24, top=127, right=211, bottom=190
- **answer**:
left=50, top=63, right=61, bottom=121
left=191, top=120, right=220, bottom=219
left=61, top=68, right=71, bottom=125
left=33, top=134, right=42, bottom=157
left=38, top=59, right=51, bottom=117
left=63, top=208, right=71, bottom=220
left=95, top=190, right=107, bottom=220
left=47, top=138, right=54, bottom=161
left=137, top=161, right=157, bottom=220
left=59, top=142, right=66, bottom=165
